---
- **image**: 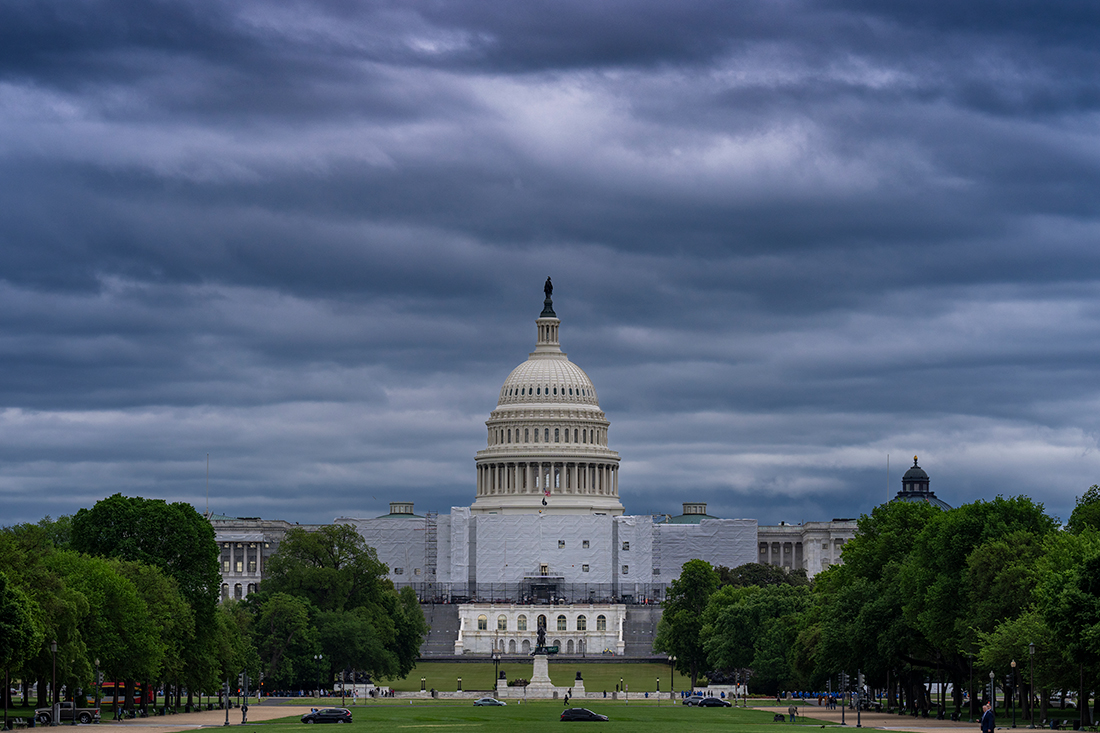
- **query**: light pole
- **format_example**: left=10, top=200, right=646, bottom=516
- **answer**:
left=50, top=640, right=58, bottom=727
left=492, top=651, right=501, bottom=692
left=341, top=669, right=345, bottom=708
left=1029, top=643, right=1036, bottom=729
left=990, top=671, right=995, bottom=714
left=969, top=654, right=975, bottom=722
left=1011, top=661, right=1017, bottom=728
left=94, top=659, right=100, bottom=725
left=668, top=656, right=675, bottom=695
left=314, top=655, right=323, bottom=699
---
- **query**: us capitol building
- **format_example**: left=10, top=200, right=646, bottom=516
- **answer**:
left=212, top=282, right=876, bottom=657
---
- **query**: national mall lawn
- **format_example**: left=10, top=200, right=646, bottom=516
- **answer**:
left=252, top=700, right=827, bottom=733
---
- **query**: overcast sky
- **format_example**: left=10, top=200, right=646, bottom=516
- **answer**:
left=2, top=0, right=1099, bottom=528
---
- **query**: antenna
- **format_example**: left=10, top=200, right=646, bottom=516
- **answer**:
left=886, top=454, right=890, bottom=503
left=206, top=453, right=210, bottom=518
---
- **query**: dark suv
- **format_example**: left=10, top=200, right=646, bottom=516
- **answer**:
left=301, top=708, right=353, bottom=724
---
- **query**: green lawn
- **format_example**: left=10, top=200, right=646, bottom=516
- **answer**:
left=252, top=701, right=833, bottom=733
left=387, top=662, right=679, bottom=693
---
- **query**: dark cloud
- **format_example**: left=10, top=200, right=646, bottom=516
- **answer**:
left=1, top=0, right=1099, bottom=527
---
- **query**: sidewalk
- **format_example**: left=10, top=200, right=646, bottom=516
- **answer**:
left=754, top=705, right=995, bottom=732
left=52, top=705, right=314, bottom=733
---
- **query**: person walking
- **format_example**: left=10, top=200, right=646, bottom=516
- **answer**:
left=980, top=702, right=995, bottom=733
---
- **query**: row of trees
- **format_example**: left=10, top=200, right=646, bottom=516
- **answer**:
left=656, top=490, right=1100, bottom=724
left=0, top=494, right=427, bottom=711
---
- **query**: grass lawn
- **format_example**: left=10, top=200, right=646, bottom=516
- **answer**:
left=386, top=662, right=678, bottom=693
left=251, top=700, right=834, bottom=733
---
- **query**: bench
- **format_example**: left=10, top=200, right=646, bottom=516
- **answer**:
left=11, top=717, right=30, bottom=729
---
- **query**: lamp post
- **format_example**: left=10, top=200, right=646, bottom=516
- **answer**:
left=50, top=640, right=58, bottom=727
left=492, top=651, right=501, bottom=691
left=341, top=669, right=345, bottom=708
left=94, top=659, right=100, bottom=725
left=314, top=655, right=323, bottom=699
left=969, top=654, right=975, bottom=722
left=1029, top=644, right=1036, bottom=729
left=990, top=671, right=995, bottom=715
left=668, top=656, right=675, bottom=695
left=1011, top=661, right=1017, bottom=728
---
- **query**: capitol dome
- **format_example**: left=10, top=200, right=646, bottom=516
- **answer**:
left=471, top=280, right=623, bottom=516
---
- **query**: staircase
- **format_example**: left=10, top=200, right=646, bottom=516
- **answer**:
left=418, top=603, right=461, bottom=657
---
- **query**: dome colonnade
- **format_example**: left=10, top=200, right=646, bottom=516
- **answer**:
left=471, top=283, right=624, bottom=515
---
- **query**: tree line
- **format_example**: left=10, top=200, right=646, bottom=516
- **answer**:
left=655, top=489, right=1100, bottom=724
left=0, top=494, right=427, bottom=711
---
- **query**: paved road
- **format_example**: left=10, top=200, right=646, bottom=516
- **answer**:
left=32, top=706, right=315, bottom=733
left=756, top=705, right=989, bottom=732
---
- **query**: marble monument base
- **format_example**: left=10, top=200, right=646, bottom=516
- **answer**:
left=526, top=653, right=557, bottom=698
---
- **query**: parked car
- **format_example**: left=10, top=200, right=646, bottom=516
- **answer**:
left=697, top=697, right=731, bottom=707
left=682, top=694, right=706, bottom=706
left=301, top=708, right=353, bottom=724
left=474, top=698, right=506, bottom=706
left=561, top=708, right=609, bottom=722
left=35, top=702, right=100, bottom=725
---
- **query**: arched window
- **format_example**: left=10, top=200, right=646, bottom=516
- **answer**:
left=234, top=583, right=243, bottom=599
left=537, top=387, right=541, bottom=395
left=544, top=428, right=550, bottom=442
left=577, top=615, right=587, bottom=631
left=582, top=430, right=587, bottom=443
left=554, top=428, right=560, bottom=442
left=569, top=388, right=573, bottom=395
left=525, top=428, right=529, bottom=442
left=596, top=615, right=607, bottom=631
left=534, top=428, right=539, bottom=443
left=517, top=615, right=528, bottom=631
left=557, top=614, right=567, bottom=631
left=478, top=615, right=488, bottom=630
left=574, top=429, right=578, bottom=442
left=497, top=615, right=507, bottom=631
left=537, top=614, right=547, bottom=630
left=221, top=583, right=229, bottom=600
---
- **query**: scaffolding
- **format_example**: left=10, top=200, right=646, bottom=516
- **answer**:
left=424, top=511, right=438, bottom=599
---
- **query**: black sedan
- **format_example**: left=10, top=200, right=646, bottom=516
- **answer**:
left=697, top=697, right=731, bottom=707
left=561, top=708, right=609, bottom=722
left=301, top=708, right=353, bottom=724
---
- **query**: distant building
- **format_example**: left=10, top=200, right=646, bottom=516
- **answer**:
left=208, top=514, right=323, bottom=601
left=892, top=456, right=952, bottom=510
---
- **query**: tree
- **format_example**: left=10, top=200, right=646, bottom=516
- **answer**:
left=262, top=524, right=389, bottom=613
left=654, top=559, right=719, bottom=686
left=251, top=593, right=316, bottom=688
left=70, top=494, right=221, bottom=622
left=715, top=563, right=809, bottom=588
left=0, top=571, right=42, bottom=714
left=1068, top=486, right=1100, bottom=534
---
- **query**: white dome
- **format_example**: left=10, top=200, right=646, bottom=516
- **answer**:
left=498, top=357, right=599, bottom=407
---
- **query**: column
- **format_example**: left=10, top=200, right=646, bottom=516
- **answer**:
left=569, top=463, right=577, bottom=493
left=613, top=466, right=618, bottom=495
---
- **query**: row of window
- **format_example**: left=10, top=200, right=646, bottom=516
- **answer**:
left=477, top=613, right=609, bottom=632
left=223, top=560, right=257, bottom=573
left=555, top=540, right=628, bottom=551
left=490, top=426, right=605, bottom=446
left=505, top=386, right=590, bottom=398
left=392, top=568, right=422, bottom=575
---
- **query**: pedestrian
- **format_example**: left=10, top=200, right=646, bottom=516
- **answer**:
left=788, top=704, right=797, bottom=723
left=980, top=702, right=995, bottom=733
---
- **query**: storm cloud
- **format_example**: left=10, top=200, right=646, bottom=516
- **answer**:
left=2, top=0, right=1099, bottom=526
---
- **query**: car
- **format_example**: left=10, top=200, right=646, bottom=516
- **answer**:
left=682, top=694, right=706, bottom=706
left=697, top=697, right=731, bottom=707
left=560, top=708, right=609, bottom=722
left=474, top=697, right=506, bottom=706
left=301, top=708, right=353, bottom=724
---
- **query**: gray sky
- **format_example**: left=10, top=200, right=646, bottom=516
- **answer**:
left=2, top=0, right=1099, bottom=527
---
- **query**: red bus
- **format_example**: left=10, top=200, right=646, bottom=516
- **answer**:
left=98, top=682, right=155, bottom=705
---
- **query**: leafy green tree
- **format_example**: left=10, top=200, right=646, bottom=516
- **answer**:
left=70, top=495, right=220, bottom=622
left=654, top=559, right=719, bottom=686
left=262, top=524, right=389, bottom=612
left=702, top=584, right=811, bottom=693
left=1068, top=486, right=1100, bottom=534
left=46, top=552, right=163, bottom=697
left=252, top=593, right=317, bottom=688
left=0, top=571, right=42, bottom=711
left=716, top=563, right=809, bottom=588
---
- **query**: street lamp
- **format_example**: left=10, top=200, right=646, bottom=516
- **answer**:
left=990, top=671, right=996, bottom=714
left=1029, top=644, right=1036, bottom=729
left=969, top=654, right=975, bottom=722
left=668, top=656, right=675, bottom=695
left=51, top=640, right=58, bottom=727
left=94, top=659, right=100, bottom=725
left=314, top=655, right=323, bottom=699
left=492, top=651, right=501, bottom=690
left=1011, top=661, right=1017, bottom=728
